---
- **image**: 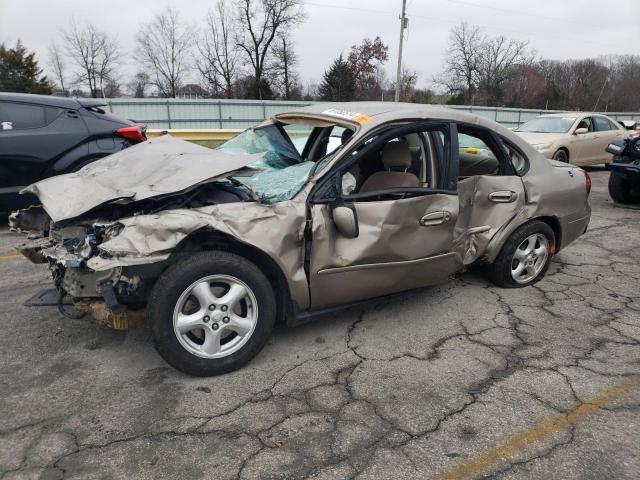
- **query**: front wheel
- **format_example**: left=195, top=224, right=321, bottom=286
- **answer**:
left=147, top=251, right=276, bottom=376
left=488, top=221, right=555, bottom=288
left=552, top=149, right=569, bottom=163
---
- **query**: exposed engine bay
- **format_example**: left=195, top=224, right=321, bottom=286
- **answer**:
left=10, top=179, right=256, bottom=324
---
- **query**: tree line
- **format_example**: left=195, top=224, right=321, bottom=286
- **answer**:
left=438, top=22, right=640, bottom=112
left=0, top=3, right=639, bottom=112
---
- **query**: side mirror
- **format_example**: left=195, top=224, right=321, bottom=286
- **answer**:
left=332, top=205, right=359, bottom=238
left=574, top=127, right=588, bottom=135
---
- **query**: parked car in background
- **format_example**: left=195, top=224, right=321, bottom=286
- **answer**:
left=0, top=93, right=146, bottom=215
left=11, top=102, right=592, bottom=376
left=515, top=112, right=626, bottom=166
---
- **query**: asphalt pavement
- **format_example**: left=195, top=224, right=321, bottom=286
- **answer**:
left=0, top=168, right=638, bottom=480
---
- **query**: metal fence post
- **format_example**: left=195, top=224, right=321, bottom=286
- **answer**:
left=218, top=101, right=223, bottom=128
left=262, top=102, right=267, bottom=121
left=166, top=101, right=172, bottom=129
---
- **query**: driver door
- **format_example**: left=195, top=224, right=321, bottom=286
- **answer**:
left=307, top=123, right=462, bottom=309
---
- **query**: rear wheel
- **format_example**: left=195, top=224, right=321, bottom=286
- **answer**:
left=148, top=251, right=276, bottom=376
left=609, top=172, right=640, bottom=204
left=552, top=149, right=569, bottom=163
left=488, top=221, right=555, bottom=288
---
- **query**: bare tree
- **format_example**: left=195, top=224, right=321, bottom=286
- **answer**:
left=63, top=21, right=120, bottom=98
left=270, top=33, right=299, bottom=99
left=126, top=71, right=151, bottom=98
left=196, top=0, right=240, bottom=98
left=136, top=6, right=191, bottom=98
left=48, top=42, right=67, bottom=93
left=394, top=68, right=419, bottom=102
left=235, top=0, right=304, bottom=99
left=438, top=22, right=533, bottom=105
left=477, top=35, right=533, bottom=105
left=438, top=22, right=484, bottom=104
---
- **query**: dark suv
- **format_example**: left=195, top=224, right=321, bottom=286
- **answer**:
left=0, top=93, right=146, bottom=215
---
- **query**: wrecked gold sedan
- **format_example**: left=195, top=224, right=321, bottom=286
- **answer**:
left=11, top=103, right=592, bottom=376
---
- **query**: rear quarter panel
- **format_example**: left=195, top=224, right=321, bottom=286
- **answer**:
left=486, top=152, right=591, bottom=261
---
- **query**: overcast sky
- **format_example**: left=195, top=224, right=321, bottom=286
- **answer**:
left=1, top=0, right=638, bottom=91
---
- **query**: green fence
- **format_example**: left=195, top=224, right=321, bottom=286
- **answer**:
left=105, top=98, right=640, bottom=130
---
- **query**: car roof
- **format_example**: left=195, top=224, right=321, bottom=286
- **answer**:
left=536, top=112, right=612, bottom=118
left=276, top=101, right=521, bottom=141
left=288, top=101, right=472, bottom=120
left=0, top=92, right=107, bottom=109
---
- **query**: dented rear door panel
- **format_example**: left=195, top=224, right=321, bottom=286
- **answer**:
left=454, top=175, right=526, bottom=264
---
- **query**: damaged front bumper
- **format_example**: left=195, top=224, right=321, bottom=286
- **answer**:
left=14, top=212, right=155, bottom=330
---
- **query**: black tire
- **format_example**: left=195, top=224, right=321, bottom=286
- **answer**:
left=608, top=172, right=640, bottom=204
left=552, top=149, right=569, bottom=163
left=488, top=221, right=556, bottom=288
left=147, top=251, right=276, bottom=376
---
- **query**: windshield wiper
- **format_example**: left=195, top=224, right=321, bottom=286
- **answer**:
left=226, top=176, right=259, bottom=200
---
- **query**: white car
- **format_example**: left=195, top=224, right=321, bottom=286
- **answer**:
left=515, top=113, right=626, bottom=166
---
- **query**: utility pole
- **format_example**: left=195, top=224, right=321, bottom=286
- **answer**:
left=394, top=0, right=408, bottom=102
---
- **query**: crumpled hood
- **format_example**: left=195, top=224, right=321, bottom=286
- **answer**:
left=22, top=135, right=262, bottom=222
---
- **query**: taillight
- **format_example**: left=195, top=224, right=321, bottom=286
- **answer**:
left=115, top=124, right=147, bottom=143
left=584, top=170, right=591, bottom=195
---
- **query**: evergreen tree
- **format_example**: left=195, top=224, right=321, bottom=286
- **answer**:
left=0, top=41, right=52, bottom=94
left=318, top=55, right=356, bottom=102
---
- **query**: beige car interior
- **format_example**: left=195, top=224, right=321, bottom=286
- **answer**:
left=457, top=132, right=501, bottom=178
left=360, top=141, right=420, bottom=192
left=341, top=132, right=432, bottom=195
left=576, top=117, right=593, bottom=132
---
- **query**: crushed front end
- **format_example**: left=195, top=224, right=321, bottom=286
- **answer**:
left=11, top=209, right=153, bottom=329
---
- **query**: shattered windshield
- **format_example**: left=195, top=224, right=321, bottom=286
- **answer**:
left=218, top=123, right=335, bottom=204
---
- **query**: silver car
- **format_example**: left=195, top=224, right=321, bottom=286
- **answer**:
left=11, top=103, right=592, bottom=376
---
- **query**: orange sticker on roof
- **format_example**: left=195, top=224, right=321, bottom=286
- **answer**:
left=322, top=108, right=372, bottom=124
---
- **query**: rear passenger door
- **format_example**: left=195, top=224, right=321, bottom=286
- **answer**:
left=454, top=125, right=526, bottom=264
left=593, top=116, right=624, bottom=164
left=0, top=101, right=88, bottom=191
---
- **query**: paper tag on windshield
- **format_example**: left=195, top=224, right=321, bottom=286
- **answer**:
left=321, top=108, right=372, bottom=124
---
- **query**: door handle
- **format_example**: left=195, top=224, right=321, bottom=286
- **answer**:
left=420, top=211, right=451, bottom=226
left=489, top=191, right=517, bottom=203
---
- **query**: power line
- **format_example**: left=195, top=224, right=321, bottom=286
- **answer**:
left=304, top=1, right=620, bottom=50
left=443, top=0, right=601, bottom=29
left=404, top=12, right=620, bottom=49
left=305, top=1, right=394, bottom=15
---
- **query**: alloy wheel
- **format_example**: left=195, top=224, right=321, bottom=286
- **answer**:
left=172, top=275, right=258, bottom=359
left=510, top=233, right=549, bottom=284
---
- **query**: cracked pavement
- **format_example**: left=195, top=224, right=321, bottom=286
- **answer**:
left=0, top=168, right=638, bottom=480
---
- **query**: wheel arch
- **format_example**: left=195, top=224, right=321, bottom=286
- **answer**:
left=168, top=228, right=294, bottom=324
left=534, top=215, right=562, bottom=252
left=487, top=215, right=562, bottom=263
left=555, top=146, right=570, bottom=162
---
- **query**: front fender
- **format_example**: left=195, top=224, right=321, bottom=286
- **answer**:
left=95, top=201, right=311, bottom=310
